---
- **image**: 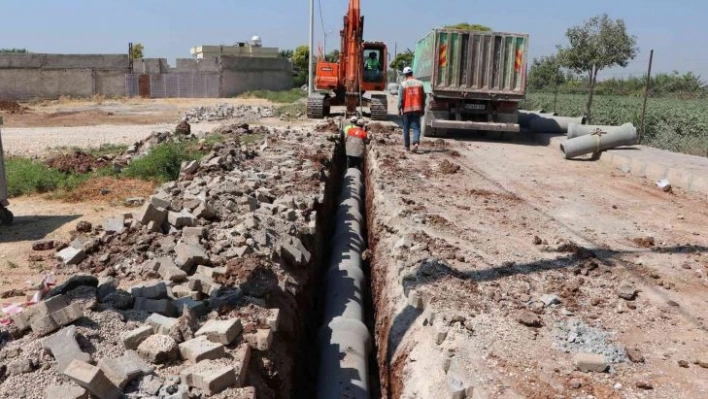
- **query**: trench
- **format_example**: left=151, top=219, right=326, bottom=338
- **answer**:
left=293, top=134, right=382, bottom=398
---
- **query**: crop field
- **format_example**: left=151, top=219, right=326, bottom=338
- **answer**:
left=524, top=93, right=708, bottom=157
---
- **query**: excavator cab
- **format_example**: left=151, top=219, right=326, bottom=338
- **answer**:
left=361, top=43, right=387, bottom=90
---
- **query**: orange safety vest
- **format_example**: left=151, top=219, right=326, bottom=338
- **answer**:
left=347, top=126, right=368, bottom=140
left=401, top=79, right=424, bottom=114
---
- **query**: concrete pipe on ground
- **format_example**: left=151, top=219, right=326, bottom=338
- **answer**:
left=568, top=122, right=636, bottom=139
left=528, top=115, right=586, bottom=134
left=518, top=110, right=558, bottom=128
left=560, top=127, right=638, bottom=159
left=317, top=167, right=371, bottom=399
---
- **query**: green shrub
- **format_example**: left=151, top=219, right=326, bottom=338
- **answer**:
left=5, top=158, right=66, bottom=196
left=123, top=142, right=199, bottom=182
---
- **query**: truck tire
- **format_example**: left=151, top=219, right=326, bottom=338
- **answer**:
left=0, top=208, right=14, bottom=225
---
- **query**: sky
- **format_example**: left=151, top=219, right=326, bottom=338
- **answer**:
left=2, top=0, right=707, bottom=80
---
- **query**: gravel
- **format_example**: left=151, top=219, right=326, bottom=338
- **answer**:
left=553, top=319, right=628, bottom=365
left=183, top=104, right=275, bottom=123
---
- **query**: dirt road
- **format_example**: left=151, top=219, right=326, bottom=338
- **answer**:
left=367, top=129, right=708, bottom=398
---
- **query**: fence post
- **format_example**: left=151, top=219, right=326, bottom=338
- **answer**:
left=639, top=49, right=654, bottom=144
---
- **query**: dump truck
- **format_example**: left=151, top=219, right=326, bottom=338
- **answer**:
left=412, top=28, right=528, bottom=136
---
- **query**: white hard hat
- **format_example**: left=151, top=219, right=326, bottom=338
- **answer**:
left=403, top=66, right=413, bottom=74
left=350, top=116, right=358, bottom=123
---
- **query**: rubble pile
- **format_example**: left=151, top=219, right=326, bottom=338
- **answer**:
left=46, top=150, right=110, bottom=174
left=183, top=104, right=275, bottom=124
left=1, top=124, right=337, bottom=398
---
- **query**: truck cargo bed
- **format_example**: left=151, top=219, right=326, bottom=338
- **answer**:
left=413, top=29, right=528, bottom=100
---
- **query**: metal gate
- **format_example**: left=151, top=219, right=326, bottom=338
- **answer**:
left=125, top=73, right=220, bottom=98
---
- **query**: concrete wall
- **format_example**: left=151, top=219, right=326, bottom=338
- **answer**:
left=174, top=58, right=221, bottom=73
left=220, top=56, right=293, bottom=97
left=132, top=58, right=169, bottom=74
left=0, top=54, right=128, bottom=70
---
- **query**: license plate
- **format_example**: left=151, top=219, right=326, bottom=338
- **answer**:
left=465, top=104, right=485, bottom=110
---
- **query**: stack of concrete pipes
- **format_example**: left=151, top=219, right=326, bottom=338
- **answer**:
left=317, top=167, right=371, bottom=399
left=560, top=122, right=638, bottom=159
left=519, top=110, right=586, bottom=134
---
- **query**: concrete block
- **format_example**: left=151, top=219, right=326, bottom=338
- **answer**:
left=179, top=361, right=237, bottom=395
left=195, top=319, right=243, bottom=345
left=64, top=360, right=121, bottom=399
left=45, top=384, right=88, bottom=399
left=131, top=282, right=168, bottom=299
left=196, top=265, right=226, bottom=279
left=233, top=344, right=251, bottom=388
left=179, top=336, right=226, bottom=362
left=137, top=203, right=167, bottom=226
left=189, top=275, right=221, bottom=297
left=644, top=162, right=668, bottom=181
left=137, top=334, right=179, bottom=364
left=280, top=237, right=311, bottom=267
left=31, top=302, right=84, bottom=336
left=182, top=226, right=205, bottom=244
left=103, top=216, right=125, bottom=235
left=145, top=313, right=179, bottom=335
left=168, top=210, right=198, bottom=228
left=243, top=329, right=272, bottom=351
left=149, top=195, right=172, bottom=210
left=573, top=352, right=608, bottom=373
left=193, top=202, right=216, bottom=220
left=171, top=285, right=199, bottom=300
left=135, top=297, right=178, bottom=317
left=41, top=325, right=92, bottom=374
left=122, top=325, right=155, bottom=350
left=173, top=297, right=208, bottom=317
left=175, top=242, right=209, bottom=272
left=57, top=247, right=87, bottom=265
left=98, top=350, right=154, bottom=389
left=156, top=258, right=188, bottom=282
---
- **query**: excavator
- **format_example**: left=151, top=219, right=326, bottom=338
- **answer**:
left=306, top=0, right=388, bottom=120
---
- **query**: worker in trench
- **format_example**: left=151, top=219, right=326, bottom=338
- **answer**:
left=344, top=118, right=369, bottom=170
left=398, top=66, right=426, bottom=153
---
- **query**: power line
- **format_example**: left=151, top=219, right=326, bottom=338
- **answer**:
left=317, top=0, right=326, bottom=37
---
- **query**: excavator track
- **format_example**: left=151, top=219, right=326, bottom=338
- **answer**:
left=306, top=96, right=329, bottom=119
left=370, top=94, right=388, bottom=121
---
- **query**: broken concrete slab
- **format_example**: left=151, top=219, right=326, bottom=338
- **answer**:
left=150, top=194, right=172, bottom=210
left=45, top=383, right=88, bottom=399
left=172, top=297, right=208, bottom=318
left=179, top=336, right=226, bottom=362
left=135, top=297, right=178, bottom=317
left=31, top=302, right=84, bottom=336
left=155, top=257, right=188, bottom=282
left=98, top=350, right=154, bottom=389
left=181, top=160, right=199, bottom=175
left=168, top=210, right=198, bottom=228
left=136, top=203, right=168, bottom=226
left=145, top=313, right=179, bottom=335
left=64, top=360, right=121, bottom=399
left=280, top=237, right=311, bottom=268
left=103, top=216, right=126, bottom=235
left=195, top=265, right=226, bottom=279
left=174, top=242, right=209, bottom=272
left=243, top=329, right=273, bottom=351
left=195, top=319, right=243, bottom=345
left=137, top=334, right=179, bottom=364
left=41, top=325, right=92, bottom=374
left=122, top=325, right=155, bottom=350
left=57, top=247, right=87, bottom=265
left=182, top=226, right=206, bottom=244
left=131, top=282, right=168, bottom=299
left=171, top=285, right=200, bottom=300
left=179, top=361, right=237, bottom=395
left=193, top=202, right=217, bottom=220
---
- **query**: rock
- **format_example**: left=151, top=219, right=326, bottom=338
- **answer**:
left=122, top=326, right=155, bottom=350
left=124, top=197, right=145, bottom=206
left=32, top=240, right=55, bottom=251
left=617, top=281, right=637, bottom=300
left=76, top=221, right=92, bottom=233
left=540, top=294, right=561, bottom=307
left=193, top=202, right=217, bottom=220
left=71, top=235, right=100, bottom=253
left=136, top=203, right=168, bottom=226
left=636, top=381, right=653, bottom=390
left=41, top=325, right=92, bottom=374
left=137, top=334, right=179, bottom=364
left=103, top=290, right=134, bottom=310
left=139, top=375, right=163, bottom=396
left=569, top=379, right=582, bottom=389
left=174, top=242, right=209, bottom=272
left=181, top=160, right=198, bottom=174
left=8, top=358, right=34, bottom=375
left=64, top=360, right=121, bottom=399
left=626, top=347, right=645, bottom=363
left=279, top=236, right=312, bottom=268
left=168, top=210, right=198, bottom=228
left=678, top=359, right=689, bottom=368
left=103, top=216, right=126, bottom=234
left=573, top=352, right=608, bottom=373
left=98, top=350, right=154, bottom=389
left=57, top=247, right=87, bottom=265
left=532, top=236, right=542, bottom=245
left=518, top=311, right=542, bottom=327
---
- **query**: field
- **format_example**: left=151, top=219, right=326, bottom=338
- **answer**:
left=524, top=93, right=708, bottom=156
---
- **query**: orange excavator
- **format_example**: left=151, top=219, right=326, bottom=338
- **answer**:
left=306, top=0, right=388, bottom=120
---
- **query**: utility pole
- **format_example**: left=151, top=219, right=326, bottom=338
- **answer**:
left=308, top=0, right=314, bottom=96
left=639, top=49, right=654, bottom=143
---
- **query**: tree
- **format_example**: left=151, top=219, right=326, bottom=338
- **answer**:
left=557, top=14, right=637, bottom=123
left=444, top=23, right=492, bottom=31
left=131, top=43, right=144, bottom=59
left=390, top=50, right=414, bottom=71
left=278, top=49, right=294, bottom=59
left=0, top=48, right=28, bottom=53
left=325, top=49, right=339, bottom=63
left=292, top=45, right=310, bottom=72
left=527, top=55, right=565, bottom=91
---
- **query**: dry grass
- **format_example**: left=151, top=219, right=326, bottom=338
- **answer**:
left=54, top=176, right=157, bottom=205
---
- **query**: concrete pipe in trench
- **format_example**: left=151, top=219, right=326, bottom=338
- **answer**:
left=567, top=122, right=636, bottom=139
left=317, top=167, right=372, bottom=399
left=560, top=126, right=638, bottom=159
left=529, top=115, right=586, bottom=134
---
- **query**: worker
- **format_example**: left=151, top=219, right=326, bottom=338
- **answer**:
left=398, top=66, right=426, bottom=153
left=364, top=52, right=381, bottom=70
left=345, top=119, right=368, bottom=169
left=343, top=116, right=358, bottom=136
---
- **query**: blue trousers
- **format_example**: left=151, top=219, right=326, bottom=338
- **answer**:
left=402, top=112, right=421, bottom=149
